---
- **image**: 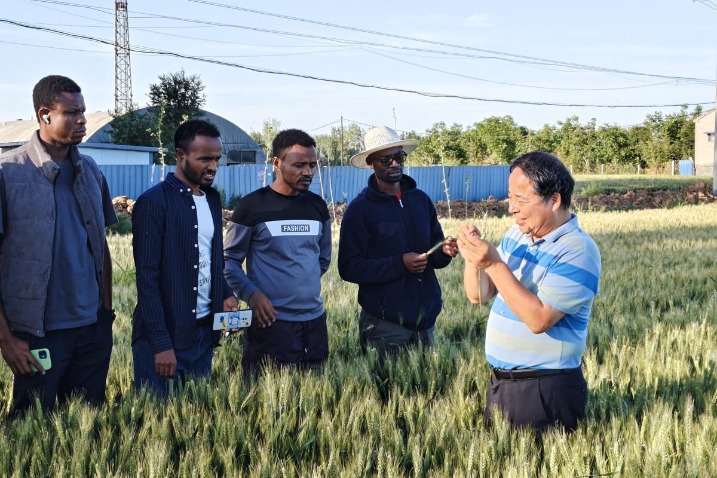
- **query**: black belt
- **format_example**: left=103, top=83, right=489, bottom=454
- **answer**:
left=491, top=366, right=578, bottom=380
left=196, top=315, right=212, bottom=328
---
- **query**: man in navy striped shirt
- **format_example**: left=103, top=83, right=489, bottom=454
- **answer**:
left=459, top=151, right=601, bottom=432
left=132, top=120, right=237, bottom=395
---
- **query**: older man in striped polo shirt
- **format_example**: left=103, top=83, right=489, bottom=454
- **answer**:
left=458, top=151, right=601, bottom=432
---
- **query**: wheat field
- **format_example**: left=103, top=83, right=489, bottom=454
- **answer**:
left=1, top=203, right=716, bottom=477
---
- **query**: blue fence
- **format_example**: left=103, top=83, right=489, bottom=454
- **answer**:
left=678, top=159, right=695, bottom=176
left=99, top=164, right=510, bottom=204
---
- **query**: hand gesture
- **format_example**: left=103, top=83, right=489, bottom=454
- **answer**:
left=441, top=236, right=459, bottom=257
left=403, top=252, right=428, bottom=274
left=458, top=223, right=500, bottom=269
left=248, top=290, right=277, bottom=328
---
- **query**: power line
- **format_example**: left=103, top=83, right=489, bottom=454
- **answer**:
left=308, top=120, right=341, bottom=132
left=693, top=0, right=717, bottom=11
left=23, top=0, right=111, bottom=24
left=26, top=0, right=355, bottom=51
left=0, top=38, right=110, bottom=53
left=363, top=46, right=680, bottom=92
left=0, top=27, right=349, bottom=60
left=342, top=117, right=411, bottom=134
left=131, top=25, right=358, bottom=55
left=1, top=18, right=712, bottom=109
left=27, top=0, right=717, bottom=85
left=187, top=0, right=716, bottom=84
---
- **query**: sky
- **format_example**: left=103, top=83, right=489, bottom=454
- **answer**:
left=0, top=0, right=716, bottom=137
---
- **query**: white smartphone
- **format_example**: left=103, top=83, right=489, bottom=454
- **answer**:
left=213, top=310, right=252, bottom=331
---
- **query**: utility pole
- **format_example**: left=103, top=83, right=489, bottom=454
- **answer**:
left=713, top=60, right=717, bottom=194
left=340, top=116, right=344, bottom=166
left=393, top=107, right=397, bottom=130
left=114, top=0, right=133, bottom=114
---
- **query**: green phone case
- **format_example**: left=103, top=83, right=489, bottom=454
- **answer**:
left=30, top=348, right=52, bottom=372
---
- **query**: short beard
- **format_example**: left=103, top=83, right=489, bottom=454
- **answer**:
left=52, top=138, right=81, bottom=148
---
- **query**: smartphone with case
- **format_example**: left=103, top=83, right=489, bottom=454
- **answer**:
left=213, top=310, right=252, bottom=331
left=30, top=348, right=52, bottom=372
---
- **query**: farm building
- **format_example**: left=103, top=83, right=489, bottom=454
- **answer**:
left=0, top=109, right=265, bottom=165
left=693, top=108, right=715, bottom=176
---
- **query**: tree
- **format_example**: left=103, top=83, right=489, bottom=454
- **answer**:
left=314, top=123, right=364, bottom=166
left=109, top=107, right=156, bottom=149
left=111, top=69, right=207, bottom=163
left=465, top=116, right=527, bottom=164
left=526, top=124, right=559, bottom=154
left=640, top=106, right=699, bottom=171
left=250, top=118, right=282, bottom=157
left=593, top=124, right=635, bottom=169
left=314, top=132, right=339, bottom=166
left=411, top=122, right=467, bottom=166
left=148, top=69, right=205, bottom=132
left=554, top=116, right=598, bottom=173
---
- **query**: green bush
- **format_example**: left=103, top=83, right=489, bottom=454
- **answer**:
left=106, top=213, right=132, bottom=235
left=217, top=188, right=242, bottom=211
left=579, top=181, right=605, bottom=196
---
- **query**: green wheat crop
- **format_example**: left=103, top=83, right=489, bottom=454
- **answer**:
left=1, top=204, right=716, bottom=477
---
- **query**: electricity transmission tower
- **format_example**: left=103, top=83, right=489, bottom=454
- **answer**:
left=114, top=0, right=133, bottom=114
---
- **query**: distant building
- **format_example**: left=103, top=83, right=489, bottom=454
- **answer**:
left=693, top=108, right=715, bottom=176
left=0, top=109, right=265, bottom=165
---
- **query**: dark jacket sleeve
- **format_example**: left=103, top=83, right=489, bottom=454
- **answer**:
left=132, top=194, right=173, bottom=353
left=319, top=219, right=332, bottom=276
left=100, top=174, right=119, bottom=227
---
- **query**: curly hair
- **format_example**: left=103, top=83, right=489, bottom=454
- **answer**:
left=174, top=119, right=221, bottom=152
left=32, top=75, right=81, bottom=121
left=272, top=129, right=316, bottom=159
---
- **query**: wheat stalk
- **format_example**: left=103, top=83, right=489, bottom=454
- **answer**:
left=478, top=209, right=490, bottom=305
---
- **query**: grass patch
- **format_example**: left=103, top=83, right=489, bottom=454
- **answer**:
left=573, top=174, right=712, bottom=194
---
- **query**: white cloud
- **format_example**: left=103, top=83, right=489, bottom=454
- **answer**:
left=464, top=13, right=491, bottom=28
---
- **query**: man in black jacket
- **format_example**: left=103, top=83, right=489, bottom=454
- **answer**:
left=338, top=126, right=458, bottom=358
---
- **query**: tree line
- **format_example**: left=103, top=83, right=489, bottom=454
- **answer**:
left=109, top=70, right=701, bottom=173
left=254, top=107, right=700, bottom=173
left=404, top=108, right=699, bottom=173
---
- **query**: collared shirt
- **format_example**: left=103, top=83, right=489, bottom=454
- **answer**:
left=132, top=173, right=233, bottom=353
left=485, top=214, right=601, bottom=370
left=44, top=159, right=101, bottom=330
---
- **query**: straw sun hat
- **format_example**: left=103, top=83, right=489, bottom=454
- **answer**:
left=349, top=126, right=419, bottom=168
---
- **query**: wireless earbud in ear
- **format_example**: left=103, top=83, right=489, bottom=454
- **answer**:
left=42, top=114, right=50, bottom=124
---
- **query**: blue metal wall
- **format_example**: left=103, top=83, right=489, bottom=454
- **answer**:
left=678, top=159, right=695, bottom=176
left=100, top=164, right=510, bottom=203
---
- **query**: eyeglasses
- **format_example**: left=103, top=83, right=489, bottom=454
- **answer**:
left=369, top=150, right=408, bottom=166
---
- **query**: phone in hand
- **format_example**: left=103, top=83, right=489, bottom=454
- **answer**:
left=30, top=348, right=52, bottom=372
left=213, top=310, right=252, bottom=331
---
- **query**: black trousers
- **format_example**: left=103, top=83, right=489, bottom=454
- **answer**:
left=242, top=313, right=328, bottom=378
left=12, top=306, right=114, bottom=413
left=485, top=367, right=588, bottom=432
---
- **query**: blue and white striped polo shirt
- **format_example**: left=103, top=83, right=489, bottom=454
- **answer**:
left=485, top=214, right=601, bottom=370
